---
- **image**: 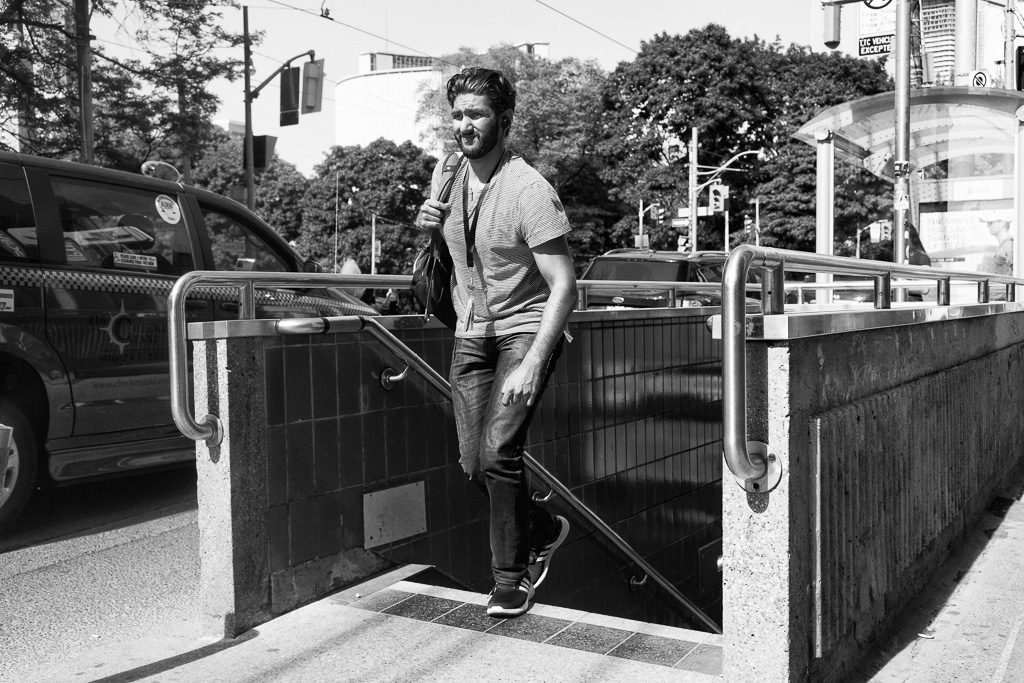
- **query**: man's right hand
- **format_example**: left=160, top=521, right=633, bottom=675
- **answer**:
left=416, top=199, right=451, bottom=232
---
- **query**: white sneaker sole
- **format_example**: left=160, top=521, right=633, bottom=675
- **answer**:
left=530, top=515, right=570, bottom=588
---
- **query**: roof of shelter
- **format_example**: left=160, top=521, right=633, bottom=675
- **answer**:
left=793, top=86, right=1024, bottom=181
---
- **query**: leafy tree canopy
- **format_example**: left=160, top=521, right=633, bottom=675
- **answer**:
left=1, top=0, right=243, bottom=172
left=298, top=138, right=435, bottom=275
left=599, top=25, right=893, bottom=252
left=191, top=133, right=307, bottom=244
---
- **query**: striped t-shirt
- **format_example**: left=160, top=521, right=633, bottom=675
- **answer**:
left=431, top=150, right=571, bottom=338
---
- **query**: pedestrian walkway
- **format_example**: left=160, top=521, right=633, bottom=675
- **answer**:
left=852, top=475, right=1024, bottom=683
left=24, top=475, right=1024, bottom=682
left=38, top=563, right=721, bottom=683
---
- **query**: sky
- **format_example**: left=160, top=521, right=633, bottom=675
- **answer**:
left=99, top=0, right=868, bottom=175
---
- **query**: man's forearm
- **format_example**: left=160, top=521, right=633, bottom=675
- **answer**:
left=525, top=280, right=576, bottom=367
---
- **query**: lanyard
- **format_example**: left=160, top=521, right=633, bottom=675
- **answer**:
left=460, top=153, right=503, bottom=268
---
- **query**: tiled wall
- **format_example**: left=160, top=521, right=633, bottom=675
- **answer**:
left=722, top=310, right=1024, bottom=681
left=259, top=311, right=723, bottom=632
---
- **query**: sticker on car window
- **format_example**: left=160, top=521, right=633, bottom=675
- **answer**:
left=64, top=239, right=89, bottom=263
left=112, top=251, right=158, bottom=271
left=155, top=195, right=181, bottom=225
left=0, top=289, right=13, bottom=312
left=72, top=225, right=153, bottom=247
left=0, top=231, right=26, bottom=258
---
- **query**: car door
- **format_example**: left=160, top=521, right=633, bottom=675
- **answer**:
left=40, top=171, right=212, bottom=436
left=193, top=199, right=338, bottom=320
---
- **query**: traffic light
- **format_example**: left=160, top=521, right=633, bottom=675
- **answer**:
left=823, top=4, right=841, bottom=49
left=1016, top=46, right=1024, bottom=90
left=302, top=59, right=325, bottom=114
left=248, top=135, right=277, bottom=171
left=655, top=204, right=666, bottom=224
left=280, top=67, right=300, bottom=126
left=710, top=185, right=727, bottom=213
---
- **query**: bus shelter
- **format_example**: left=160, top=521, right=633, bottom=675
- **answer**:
left=794, top=86, right=1024, bottom=291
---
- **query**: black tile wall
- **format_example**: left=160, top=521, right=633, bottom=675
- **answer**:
left=261, top=314, right=722, bottom=632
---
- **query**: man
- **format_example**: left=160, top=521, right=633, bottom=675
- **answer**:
left=415, top=67, right=576, bottom=618
left=985, top=216, right=1014, bottom=276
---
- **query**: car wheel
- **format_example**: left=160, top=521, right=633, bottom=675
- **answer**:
left=0, top=400, right=38, bottom=533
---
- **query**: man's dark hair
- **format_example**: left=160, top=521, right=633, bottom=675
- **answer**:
left=446, top=67, right=517, bottom=115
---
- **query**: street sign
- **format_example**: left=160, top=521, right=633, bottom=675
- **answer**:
left=859, top=1, right=895, bottom=57
left=969, top=70, right=991, bottom=88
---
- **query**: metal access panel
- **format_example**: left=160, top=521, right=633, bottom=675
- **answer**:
left=363, top=481, right=427, bottom=549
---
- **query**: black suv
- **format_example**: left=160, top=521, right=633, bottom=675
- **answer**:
left=0, top=152, right=377, bottom=531
left=579, top=249, right=737, bottom=309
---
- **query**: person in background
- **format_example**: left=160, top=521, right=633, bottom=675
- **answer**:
left=871, top=221, right=931, bottom=301
left=985, top=216, right=1014, bottom=276
left=414, top=67, right=576, bottom=619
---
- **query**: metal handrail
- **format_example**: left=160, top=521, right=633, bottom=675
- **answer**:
left=168, top=271, right=412, bottom=444
left=721, top=245, right=1023, bottom=494
left=168, top=270, right=723, bottom=634
left=278, top=315, right=722, bottom=634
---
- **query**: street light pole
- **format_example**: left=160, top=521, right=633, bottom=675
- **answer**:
left=243, top=6, right=255, bottom=210
left=893, top=0, right=911, bottom=300
left=689, top=128, right=699, bottom=254
left=687, top=133, right=762, bottom=254
left=1005, top=0, right=1018, bottom=90
left=242, top=5, right=316, bottom=211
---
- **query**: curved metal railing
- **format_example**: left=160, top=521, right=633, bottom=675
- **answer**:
left=168, top=270, right=722, bottom=634
left=168, top=271, right=412, bottom=444
left=720, top=245, right=1023, bottom=494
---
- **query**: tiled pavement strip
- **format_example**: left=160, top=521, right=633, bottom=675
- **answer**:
left=354, top=580, right=723, bottom=675
left=39, top=563, right=722, bottom=683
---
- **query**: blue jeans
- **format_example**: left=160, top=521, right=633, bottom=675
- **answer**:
left=451, top=333, right=560, bottom=587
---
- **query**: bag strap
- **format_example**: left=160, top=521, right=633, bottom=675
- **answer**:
left=437, top=151, right=464, bottom=205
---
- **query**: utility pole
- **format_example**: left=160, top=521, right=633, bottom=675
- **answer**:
left=1006, top=0, right=1018, bottom=90
left=74, top=0, right=94, bottom=164
left=15, top=10, right=35, bottom=152
left=689, top=127, right=698, bottom=254
left=954, top=0, right=978, bottom=85
left=755, top=197, right=760, bottom=246
left=243, top=7, right=255, bottom=210
left=371, top=214, right=377, bottom=275
left=242, top=5, right=317, bottom=211
left=893, top=0, right=911, bottom=287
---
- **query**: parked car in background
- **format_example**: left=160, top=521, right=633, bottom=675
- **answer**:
left=0, top=152, right=377, bottom=531
left=579, top=249, right=754, bottom=309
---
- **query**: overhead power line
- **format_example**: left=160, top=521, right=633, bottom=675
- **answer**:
left=532, top=0, right=638, bottom=55
left=263, top=0, right=462, bottom=69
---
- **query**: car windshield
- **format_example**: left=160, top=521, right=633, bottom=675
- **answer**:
left=584, top=259, right=698, bottom=282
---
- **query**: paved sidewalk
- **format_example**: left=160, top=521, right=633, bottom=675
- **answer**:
left=23, top=477, right=1024, bottom=682
left=852, top=476, right=1024, bottom=683
left=35, top=565, right=721, bottom=683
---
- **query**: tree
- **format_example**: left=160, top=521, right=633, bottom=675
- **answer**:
left=598, top=26, right=893, bottom=253
left=0, top=0, right=243, bottom=172
left=599, top=26, right=778, bottom=252
left=298, top=139, right=435, bottom=274
left=752, top=44, right=893, bottom=252
left=191, top=133, right=307, bottom=243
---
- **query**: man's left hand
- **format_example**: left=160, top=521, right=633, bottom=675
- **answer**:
left=500, top=357, right=543, bottom=407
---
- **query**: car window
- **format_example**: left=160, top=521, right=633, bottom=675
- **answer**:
left=51, top=177, right=194, bottom=276
left=200, top=206, right=289, bottom=272
left=0, top=164, right=38, bottom=262
left=584, top=259, right=694, bottom=281
left=696, top=263, right=725, bottom=282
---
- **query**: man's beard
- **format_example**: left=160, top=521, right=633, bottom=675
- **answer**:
left=456, top=124, right=500, bottom=160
